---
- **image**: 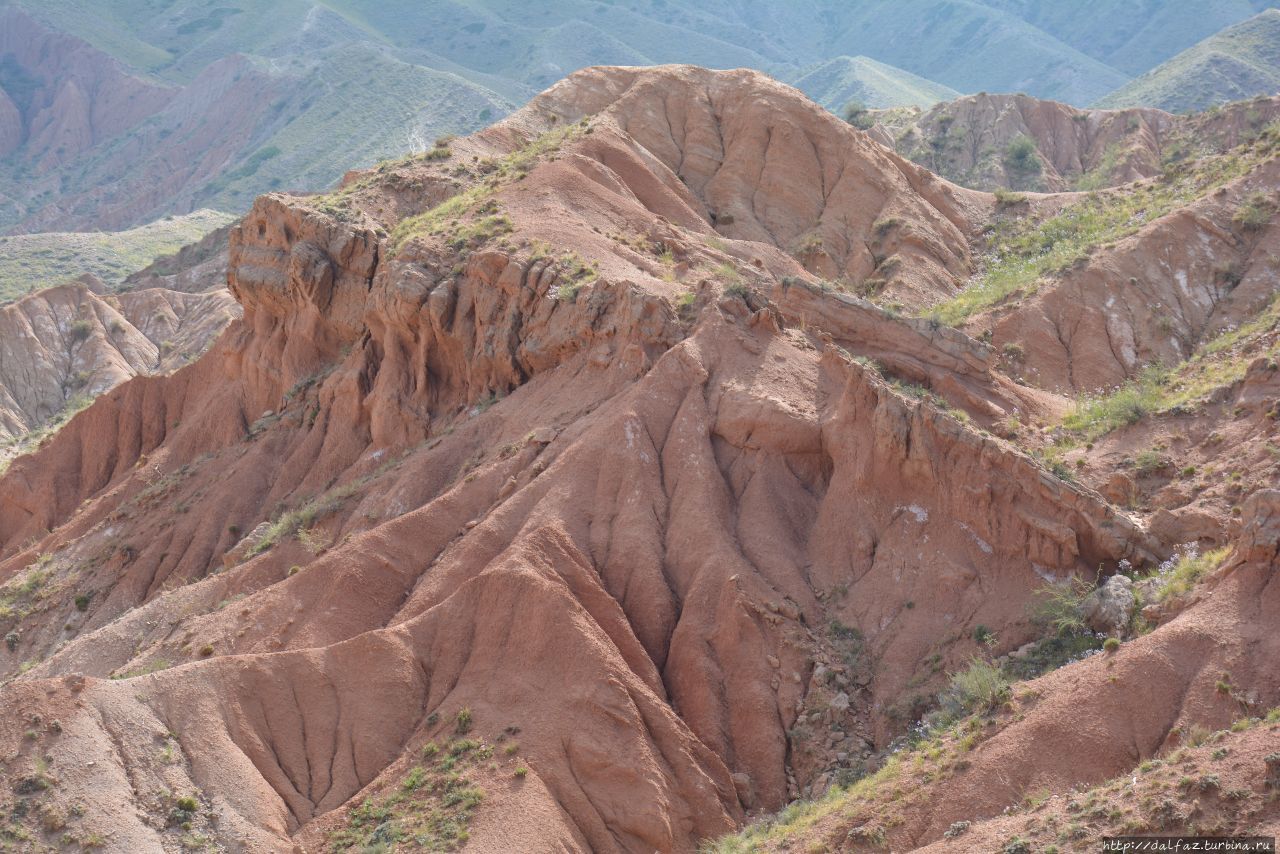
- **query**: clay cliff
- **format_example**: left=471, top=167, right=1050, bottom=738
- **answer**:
left=0, top=66, right=1274, bottom=853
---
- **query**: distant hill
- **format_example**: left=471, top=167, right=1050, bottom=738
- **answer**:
left=0, top=7, right=513, bottom=234
left=1096, top=10, right=1280, bottom=112
left=981, top=0, right=1279, bottom=76
left=793, top=56, right=960, bottom=111
left=0, top=210, right=233, bottom=303
left=3, top=0, right=1280, bottom=235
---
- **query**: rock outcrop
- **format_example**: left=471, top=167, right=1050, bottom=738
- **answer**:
left=879, top=92, right=1280, bottom=193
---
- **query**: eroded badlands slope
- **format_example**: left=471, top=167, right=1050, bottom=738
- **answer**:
left=0, top=66, right=1272, bottom=853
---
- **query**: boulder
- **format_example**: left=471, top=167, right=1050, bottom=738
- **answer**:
left=1082, top=574, right=1135, bottom=636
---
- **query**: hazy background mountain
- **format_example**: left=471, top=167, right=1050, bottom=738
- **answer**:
left=1097, top=9, right=1280, bottom=112
left=0, top=0, right=1278, bottom=301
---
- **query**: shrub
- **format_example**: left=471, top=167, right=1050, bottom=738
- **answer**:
left=1004, top=136, right=1040, bottom=171
left=993, top=187, right=1027, bottom=207
left=69, top=319, right=93, bottom=343
left=1233, top=191, right=1274, bottom=231
left=1153, top=545, right=1231, bottom=602
left=842, top=100, right=875, bottom=130
left=1030, top=577, right=1091, bottom=636
left=1133, top=448, right=1167, bottom=475
left=73, top=593, right=90, bottom=612
left=930, top=658, right=1011, bottom=728
left=174, top=796, right=198, bottom=813
left=872, top=217, right=901, bottom=237
left=1103, top=637, right=1120, bottom=653
left=455, top=707, right=473, bottom=734
left=1063, top=364, right=1169, bottom=439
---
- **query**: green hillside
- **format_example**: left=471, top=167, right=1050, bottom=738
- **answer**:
left=1096, top=10, right=1280, bottom=112
left=982, top=0, right=1278, bottom=75
left=793, top=56, right=960, bottom=111
left=6, top=0, right=1280, bottom=237
left=0, top=210, right=234, bottom=303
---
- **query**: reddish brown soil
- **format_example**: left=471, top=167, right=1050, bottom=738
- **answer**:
left=0, top=66, right=1273, bottom=853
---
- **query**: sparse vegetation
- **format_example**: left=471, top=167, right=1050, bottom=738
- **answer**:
left=0, top=210, right=234, bottom=304
left=330, top=737, right=489, bottom=852
left=1152, top=545, right=1232, bottom=603
left=842, top=100, right=875, bottom=131
left=1233, top=191, right=1275, bottom=231
left=929, top=658, right=1011, bottom=729
left=934, top=126, right=1279, bottom=325
left=455, top=708, right=473, bottom=734
left=1002, top=135, right=1042, bottom=189
left=386, top=123, right=584, bottom=254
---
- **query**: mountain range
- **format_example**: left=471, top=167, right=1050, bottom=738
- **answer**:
left=1, top=0, right=1278, bottom=247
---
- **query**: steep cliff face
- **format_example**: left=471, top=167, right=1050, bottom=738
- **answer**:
left=0, top=66, right=1270, bottom=853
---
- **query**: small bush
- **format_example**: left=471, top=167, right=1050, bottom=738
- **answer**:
left=1030, top=577, right=1091, bottom=635
left=455, top=707, right=473, bottom=734
left=69, top=319, right=93, bottom=343
left=842, top=100, right=875, bottom=131
left=1233, top=191, right=1274, bottom=231
left=993, top=187, right=1027, bottom=207
left=930, top=658, right=1011, bottom=729
left=1004, top=135, right=1042, bottom=186
left=73, top=593, right=91, bottom=612
left=174, top=796, right=198, bottom=813
left=1103, top=637, right=1120, bottom=653
left=1063, top=364, right=1169, bottom=439
left=1133, top=448, right=1167, bottom=475
left=1154, top=545, right=1231, bottom=602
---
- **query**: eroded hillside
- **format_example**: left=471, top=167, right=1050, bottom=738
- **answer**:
left=0, top=66, right=1275, bottom=854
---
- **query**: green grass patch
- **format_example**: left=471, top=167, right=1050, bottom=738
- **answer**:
left=700, top=755, right=903, bottom=853
left=0, top=210, right=233, bottom=304
left=383, top=122, right=584, bottom=254
left=934, top=127, right=1279, bottom=325
left=1153, top=546, right=1231, bottom=603
left=0, top=393, right=95, bottom=474
left=251, top=456, right=402, bottom=555
left=1062, top=295, right=1280, bottom=440
left=329, top=736, right=491, bottom=852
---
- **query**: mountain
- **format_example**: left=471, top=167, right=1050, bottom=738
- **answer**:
left=794, top=56, right=960, bottom=111
left=0, top=210, right=232, bottom=302
left=982, top=0, right=1279, bottom=75
left=0, top=7, right=513, bottom=234
left=1097, top=9, right=1280, bottom=112
left=0, top=64, right=1277, bottom=851
left=7, top=0, right=1280, bottom=239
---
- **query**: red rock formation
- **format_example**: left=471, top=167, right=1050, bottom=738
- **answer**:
left=0, top=66, right=1262, bottom=853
